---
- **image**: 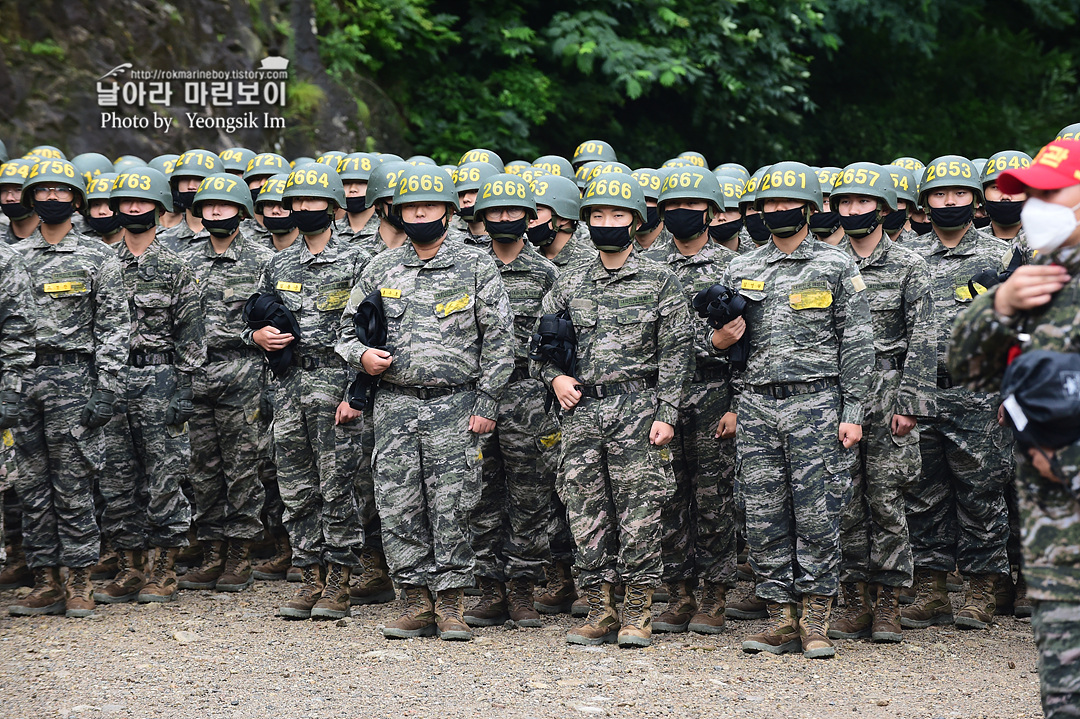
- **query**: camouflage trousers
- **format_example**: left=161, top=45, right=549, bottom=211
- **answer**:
left=558, top=389, right=673, bottom=589
left=258, top=381, right=285, bottom=538
left=99, top=365, right=192, bottom=549
left=13, top=362, right=103, bottom=569
left=470, top=378, right=560, bottom=583
left=352, top=408, right=381, bottom=551
left=904, top=388, right=1011, bottom=575
left=839, top=367, right=917, bottom=587
left=188, top=353, right=266, bottom=541
left=273, top=364, right=365, bottom=567
left=736, top=384, right=854, bottom=603
left=372, top=387, right=483, bottom=592
left=1, top=431, right=15, bottom=560
left=1032, top=601, right=1080, bottom=718
left=661, top=376, right=738, bottom=587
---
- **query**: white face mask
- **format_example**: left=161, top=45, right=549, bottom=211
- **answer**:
left=1021, top=196, right=1080, bottom=253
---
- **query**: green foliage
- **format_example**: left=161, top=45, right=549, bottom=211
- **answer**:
left=28, top=39, right=65, bottom=60
left=284, top=81, right=327, bottom=119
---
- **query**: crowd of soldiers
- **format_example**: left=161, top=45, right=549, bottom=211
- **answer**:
left=0, top=124, right=1078, bottom=716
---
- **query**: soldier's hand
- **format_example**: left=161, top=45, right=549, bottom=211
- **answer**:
left=0, top=390, right=21, bottom=430
left=993, top=265, right=1071, bottom=316
left=649, top=421, right=674, bottom=446
left=1028, top=447, right=1062, bottom=484
left=552, top=375, right=582, bottom=411
left=716, top=411, right=737, bottom=439
left=335, top=400, right=361, bottom=425
left=711, top=317, right=746, bottom=350
left=469, top=415, right=495, bottom=434
left=80, top=389, right=117, bottom=429
left=165, top=386, right=195, bottom=426
left=839, top=422, right=862, bottom=449
left=361, top=348, right=393, bottom=375
left=891, top=414, right=916, bottom=437
left=254, top=326, right=295, bottom=352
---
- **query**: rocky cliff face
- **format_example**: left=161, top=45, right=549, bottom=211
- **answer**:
left=0, top=0, right=408, bottom=159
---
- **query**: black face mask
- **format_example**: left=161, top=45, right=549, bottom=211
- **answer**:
left=404, top=215, right=448, bottom=245
left=249, top=187, right=263, bottom=208
left=910, top=218, right=933, bottom=236
left=292, top=209, right=332, bottom=236
left=379, top=205, right=406, bottom=231
left=929, top=204, right=974, bottom=231
left=484, top=217, right=528, bottom=243
left=202, top=214, right=242, bottom=238
left=457, top=206, right=477, bottom=223
left=762, top=206, right=808, bottom=239
left=663, top=208, right=709, bottom=241
left=263, top=214, right=295, bottom=234
left=636, top=206, right=661, bottom=235
left=1, top=202, right=33, bottom=221
left=85, top=213, right=124, bottom=236
left=882, top=209, right=908, bottom=232
left=346, top=196, right=367, bottom=214
left=808, top=211, right=841, bottom=237
left=35, top=200, right=76, bottom=225
left=588, top=223, right=634, bottom=253
left=985, top=200, right=1023, bottom=227
left=745, top=214, right=771, bottom=244
left=119, top=209, right=158, bottom=233
left=526, top=222, right=558, bottom=247
left=973, top=214, right=992, bottom=229
left=708, top=218, right=743, bottom=244
left=839, top=210, right=880, bottom=238
left=173, top=189, right=196, bottom=212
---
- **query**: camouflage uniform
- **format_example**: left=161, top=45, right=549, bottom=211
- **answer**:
left=14, top=229, right=129, bottom=569
left=644, top=239, right=739, bottom=589
left=158, top=217, right=208, bottom=254
left=534, top=251, right=692, bottom=588
left=542, top=231, right=596, bottom=274
left=252, top=233, right=370, bottom=568
left=179, top=228, right=273, bottom=542
left=334, top=213, right=380, bottom=245
left=632, top=226, right=673, bottom=254
left=241, top=218, right=271, bottom=246
left=903, top=227, right=1012, bottom=576
left=337, top=239, right=515, bottom=591
left=721, top=238, right=873, bottom=602
left=838, top=238, right=936, bottom=587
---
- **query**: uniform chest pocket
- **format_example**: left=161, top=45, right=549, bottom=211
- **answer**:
left=868, top=288, right=902, bottom=312
left=433, top=290, right=473, bottom=318
left=316, top=281, right=352, bottom=312
left=569, top=297, right=597, bottom=331
left=616, top=305, right=658, bottom=324
left=42, top=271, right=92, bottom=300
left=223, top=279, right=257, bottom=305
left=133, top=283, right=173, bottom=335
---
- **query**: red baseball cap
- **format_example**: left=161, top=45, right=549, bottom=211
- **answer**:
left=997, top=139, right=1080, bottom=195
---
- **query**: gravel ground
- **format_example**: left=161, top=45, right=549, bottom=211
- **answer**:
left=0, top=579, right=1041, bottom=719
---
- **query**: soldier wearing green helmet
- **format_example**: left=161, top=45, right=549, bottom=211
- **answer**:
left=219, top=148, right=256, bottom=177
left=643, top=165, right=739, bottom=637
left=824, top=161, right=936, bottom=646
left=112, top=155, right=146, bottom=173
left=334, top=152, right=381, bottom=246
left=630, top=168, right=672, bottom=252
left=533, top=172, right=691, bottom=650
left=710, top=172, right=754, bottom=254
left=234, top=152, right=288, bottom=244
left=716, top=163, right=750, bottom=183
left=336, top=162, right=514, bottom=643
left=291, top=156, right=315, bottom=169
left=254, top=173, right=299, bottom=252
left=571, top=139, right=617, bottom=169
left=71, top=153, right=115, bottom=187
left=503, top=160, right=531, bottom=176
left=526, top=173, right=592, bottom=273
left=971, top=160, right=992, bottom=230
left=677, top=151, right=708, bottom=168
left=364, top=160, right=411, bottom=255
left=7, top=159, right=129, bottom=619
left=1057, top=121, right=1080, bottom=141
left=722, top=160, right=873, bottom=660
left=251, top=160, right=371, bottom=623
left=82, top=173, right=123, bottom=245
left=457, top=148, right=503, bottom=170
left=982, top=150, right=1033, bottom=260
left=459, top=173, right=560, bottom=632
left=908, top=166, right=932, bottom=236
left=741, top=167, right=772, bottom=246
left=882, top=166, right=920, bottom=243
left=29, top=145, right=66, bottom=161
left=1, top=159, right=41, bottom=244
left=891, top=157, right=925, bottom=172
left=532, top=155, right=574, bottom=179
left=146, top=155, right=184, bottom=235
left=809, top=167, right=844, bottom=245
left=449, top=160, right=500, bottom=246
left=159, top=149, right=224, bottom=252
left=900, top=155, right=1014, bottom=633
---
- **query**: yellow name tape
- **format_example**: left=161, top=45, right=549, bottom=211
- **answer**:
left=44, top=282, right=73, bottom=293
left=276, top=281, right=302, bottom=292
left=380, top=288, right=401, bottom=298
left=741, top=279, right=764, bottom=291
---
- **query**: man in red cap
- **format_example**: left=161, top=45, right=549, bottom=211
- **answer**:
left=949, top=136, right=1080, bottom=719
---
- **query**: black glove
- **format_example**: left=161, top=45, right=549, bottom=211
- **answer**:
left=165, top=386, right=195, bottom=426
left=0, top=390, right=20, bottom=429
left=80, top=389, right=117, bottom=429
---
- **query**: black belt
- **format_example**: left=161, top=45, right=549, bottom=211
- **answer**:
left=876, top=355, right=903, bottom=371
left=692, top=365, right=730, bottom=383
left=129, top=350, right=175, bottom=368
left=207, top=347, right=261, bottom=364
left=33, top=352, right=92, bottom=367
left=577, top=376, right=657, bottom=399
left=381, top=381, right=476, bottom=400
left=748, top=377, right=837, bottom=400
left=296, top=350, right=343, bottom=371
left=937, top=367, right=954, bottom=390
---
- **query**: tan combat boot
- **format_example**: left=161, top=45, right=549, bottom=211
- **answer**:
left=349, top=547, right=395, bottom=605
left=138, top=547, right=180, bottom=603
left=871, top=584, right=903, bottom=643
left=994, top=572, right=1015, bottom=616
left=900, top=569, right=954, bottom=628
left=566, top=583, right=620, bottom=646
left=311, top=564, right=351, bottom=620
left=654, top=580, right=696, bottom=634
left=534, top=561, right=577, bottom=614
left=383, top=585, right=436, bottom=638
left=90, top=541, right=120, bottom=580
left=0, top=539, right=33, bottom=589
left=174, top=529, right=203, bottom=570
left=688, top=581, right=727, bottom=634
left=95, top=549, right=146, bottom=603
left=1013, top=569, right=1033, bottom=618
left=215, top=540, right=254, bottom=592
left=742, top=601, right=801, bottom=655
left=507, top=577, right=542, bottom=627
left=463, top=577, right=508, bottom=627
left=8, top=566, right=65, bottom=616
left=252, top=534, right=292, bottom=581
left=618, top=584, right=654, bottom=648
left=828, top=582, right=872, bottom=640
left=177, top=540, right=225, bottom=590
left=955, top=573, right=998, bottom=630
left=286, top=566, right=302, bottom=582
left=279, top=565, right=325, bottom=619
left=946, top=568, right=964, bottom=593
left=726, top=577, right=769, bottom=620
left=435, top=588, right=473, bottom=641
left=800, top=595, right=836, bottom=659
left=570, top=591, right=590, bottom=618
left=65, top=566, right=95, bottom=618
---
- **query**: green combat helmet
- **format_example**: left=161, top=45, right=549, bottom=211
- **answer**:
left=148, top=154, right=180, bottom=178
left=72, top=153, right=115, bottom=186
left=283, top=162, right=346, bottom=211
left=816, top=167, right=842, bottom=198
left=378, top=153, right=405, bottom=164
left=532, top=155, right=575, bottom=179
left=572, top=139, right=617, bottom=168
left=890, top=156, right=925, bottom=171
left=338, top=152, right=380, bottom=183
left=0, top=159, right=35, bottom=220
left=29, top=145, right=66, bottom=160
left=1057, top=122, right=1080, bottom=141
left=631, top=168, right=665, bottom=203
left=531, top=174, right=582, bottom=222
left=112, top=155, right=147, bottom=172
left=111, top=166, right=175, bottom=213
left=575, top=161, right=601, bottom=190
left=886, top=166, right=918, bottom=209
left=219, top=147, right=257, bottom=175
left=715, top=162, right=750, bottom=183
left=406, top=155, right=436, bottom=166
left=474, top=173, right=536, bottom=241
left=678, top=151, right=708, bottom=168
left=365, top=161, right=411, bottom=209
left=504, top=160, right=532, bottom=175
left=661, top=158, right=691, bottom=169
left=458, top=148, right=504, bottom=170
left=831, top=162, right=898, bottom=211
left=918, top=155, right=983, bottom=207
left=586, top=162, right=632, bottom=184
left=713, top=171, right=746, bottom=208
left=741, top=166, right=769, bottom=211
left=580, top=173, right=646, bottom=223
left=316, top=150, right=348, bottom=169
left=84, top=172, right=118, bottom=205
left=452, top=161, right=499, bottom=193
left=21, top=158, right=87, bottom=210
left=982, top=150, right=1033, bottom=188
left=658, top=166, right=725, bottom=240
left=754, top=161, right=823, bottom=212
left=190, top=172, right=254, bottom=219
left=392, top=164, right=459, bottom=210
left=243, top=152, right=289, bottom=182
left=291, top=156, right=315, bottom=169
left=173, top=149, right=224, bottom=181
left=255, top=173, right=290, bottom=213
left=972, top=158, right=988, bottom=178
